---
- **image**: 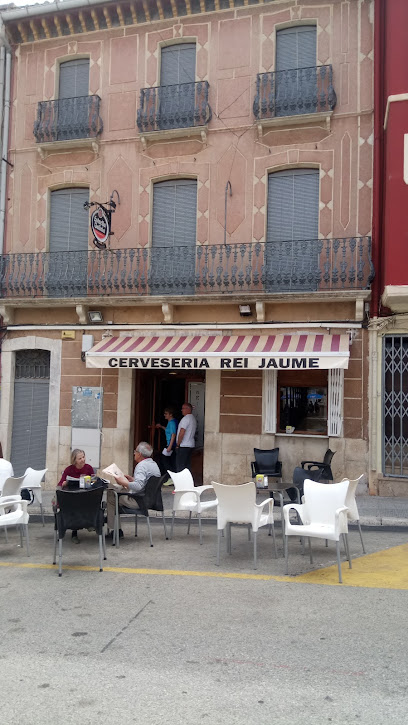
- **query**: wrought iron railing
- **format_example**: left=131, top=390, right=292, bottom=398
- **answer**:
left=253, top=65, right=336, bottom=120
left=0, top=238, right=373, bottom=299
left=33, top=96, right=103, bottom=143
left=137, top=81, right=211, bottom=133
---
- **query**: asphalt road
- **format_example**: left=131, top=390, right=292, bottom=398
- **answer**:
left=0, top=522, right=407, bottom=725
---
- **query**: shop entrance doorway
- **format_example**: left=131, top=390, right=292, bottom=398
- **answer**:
left=134, top=370, right=205, bottom=484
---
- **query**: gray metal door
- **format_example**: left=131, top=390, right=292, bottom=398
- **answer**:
left=275, top=26, right=317, bottom=116
left=48, top=187, right=89, bottom=297
left=58, top=58, right=90, bottom=140
left=160, top=44, right=196, bottom=129
left=10, top=350, right=50, bottom=476
left=151, top=178, right=197, bottom=294
left=383, top=336, right=408, bottom=477
left=266, top=168, right=319, bottom=291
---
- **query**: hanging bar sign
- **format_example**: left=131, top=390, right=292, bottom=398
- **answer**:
left=91, top=206, right=111, bottom=249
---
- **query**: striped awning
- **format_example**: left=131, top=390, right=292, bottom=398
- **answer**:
left=86, top=333, right=350, bottom=370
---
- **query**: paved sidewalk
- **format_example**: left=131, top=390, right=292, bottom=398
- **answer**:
left=28, top=488, right=408, bottom=527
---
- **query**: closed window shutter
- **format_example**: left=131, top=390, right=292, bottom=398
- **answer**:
left=276, top=26, right=316, bottom=71
left=152, top=179, right=197, bottom=248
left=49, top=188, right=89, bottom=253
left=151, top=178, right=197, bottom=294
left=263, top=370, right=277, bottom=433
left=161, top=44, right=196, bottom=85
left=328, top=368, right=344, bottom=437
left=267, top=168, right=319, bottom=242
left=11, top=379, right=50, bottom=476
left=59, top=59, right=90, bottom=99
left=266, top=169, right=319, bottom=291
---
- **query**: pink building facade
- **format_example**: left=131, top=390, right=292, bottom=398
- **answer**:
left=0, top=0, right=374, bottom=490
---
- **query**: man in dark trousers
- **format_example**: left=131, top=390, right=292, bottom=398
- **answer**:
left=175, top=402, right=197, bottom=473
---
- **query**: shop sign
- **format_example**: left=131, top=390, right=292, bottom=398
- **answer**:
left=102, top=355, right=347, bottom=370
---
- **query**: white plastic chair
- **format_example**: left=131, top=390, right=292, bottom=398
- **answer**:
left=283, top=479, right=351, bottom=583
left=342, top=475, right=366, bottom=554
left=22, top=467, right=47, bottom=526
left=1, top=475, right=27, bottom=498
left=168, top=468, right=218, bottom=545
left=0, top=459, right=14, bottom=494
left=0, top=497, right=30, bottom=556
left=211, top=481, right=277, bottom=569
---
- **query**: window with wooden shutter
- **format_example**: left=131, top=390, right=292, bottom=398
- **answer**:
left=58, top=59, right=90, bottom=140
left=266, top=168, right=320, bottom=292
left=151, top=178, right=197, bottom=294
left=48, top=188, right=89, bottom=297
left=160, top=44, right=196, bottom=129
left=275, top=26, right=317, bottom=117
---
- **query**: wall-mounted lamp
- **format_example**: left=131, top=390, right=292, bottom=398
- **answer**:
left=239, top=304, right=252, bottom=317
left=88, top=310, right=104, bottom=323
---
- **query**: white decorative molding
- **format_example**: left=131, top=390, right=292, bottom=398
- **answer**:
left=256, top=301, right=265, bottom=323
left=0, top=304, right=14, bottom=325
left=76, top=304, right=88, bottom=324
left=162, top=302, right=173, bottom=324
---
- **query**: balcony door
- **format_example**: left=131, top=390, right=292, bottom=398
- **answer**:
left=48, top=188, right=89, bottom=297
left=160, top=44, right=196, bottom=129
left=265, top=168, right=319, bottom=291
left=151, top=178, right=197, bottom=294
left=275, top=26, right=317, bottom=116
left=57, top=58, right=90, bottom=140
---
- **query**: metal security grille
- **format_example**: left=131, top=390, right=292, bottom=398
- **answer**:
left=11, top=350, right=50, bottom=476
left=383, top=336, right=408, bottom=477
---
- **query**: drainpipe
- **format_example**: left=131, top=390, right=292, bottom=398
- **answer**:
left=224, top=181, right=232, bottom=246
left=0, top=46, right=10, bottom=254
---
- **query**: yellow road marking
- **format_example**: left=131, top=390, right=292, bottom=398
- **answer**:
left=294, top=543, right=408, bottom=589
left=0, top=543, right=407, bottom=589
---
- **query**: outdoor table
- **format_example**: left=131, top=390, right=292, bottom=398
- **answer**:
left=257, top=482, right=301, bottom=547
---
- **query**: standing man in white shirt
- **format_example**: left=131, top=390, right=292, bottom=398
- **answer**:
left=176, top=402, right=197, bottom=473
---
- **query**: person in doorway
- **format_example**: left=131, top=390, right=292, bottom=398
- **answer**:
left=155, top=407, right=177, bottom=485
left=106, top=441, right=160, bottom=539
left=57, top=449, right=95, bottom=544
left=175, top=402, right=197, bottom=473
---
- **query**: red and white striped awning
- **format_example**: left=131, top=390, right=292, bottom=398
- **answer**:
left=86, top=333, right=350, bottom=370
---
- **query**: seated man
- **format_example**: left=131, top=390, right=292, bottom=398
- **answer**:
left=106, top=441, right=160, bottom=539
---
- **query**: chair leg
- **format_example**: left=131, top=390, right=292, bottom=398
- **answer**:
left=19, top=525, right=23, bottom=548
left=271, top=521, right=277, bottom=559
left=284, top=534, right=289, bottom=574
left=53, top=528, right=57, bottom=565
left=216, top=529, right=222, bottom=566
left=187, top=511, right=192, bottom=535
left=135, top=515, right=138, bottom=537
left=102, top=528, right=107, bottom=560
left=115, top=497, right=120, bottom=548
left=198, top=513, right=203, bottom=545
left=308, top=537, right=313, bottom=565
left=253, top=530, right=257, bottom=570
left=325, top=539, right=328, bottom=547
left=58, top=537, right=63, bottom=577
left=336, top=540, right=343, bottom=583
left=248, top=524, right=252, bottom=541
left=171, top=511, right=175, bottom=539
left=345, top=533, right=352, bottom=568
left=146, top=516, right=153, bottom=547
left=4, top=526, right=8, bottom=543
left=98, top=534, right=103, bottom=571
left=40, top=503, right=45, bottom=527
left=25, top=525, right=30, bottom=557
left=227, top=523, right=232, bottom=554
left=357, top=519, right=366, bottom=554
left=279, top=492, right=284, bottom=544
left=162, top=512, right=168, bottom=540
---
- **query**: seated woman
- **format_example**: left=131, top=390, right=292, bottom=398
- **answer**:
left=57, top=449, right=94, bottom=544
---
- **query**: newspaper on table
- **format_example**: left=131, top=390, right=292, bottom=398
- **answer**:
left=102, top=463, right=126, bottom=490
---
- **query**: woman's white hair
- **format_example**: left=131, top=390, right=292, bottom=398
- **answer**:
left=136, top=441, right=153, bottom=458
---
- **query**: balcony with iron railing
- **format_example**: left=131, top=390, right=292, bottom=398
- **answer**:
left=253, top=65, right=336, bottom=133
left=137, top=81, right=211, bottom=147
left=0, top=238, right=373, bottom=300
left=33, top=95, right=103, bottom=155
